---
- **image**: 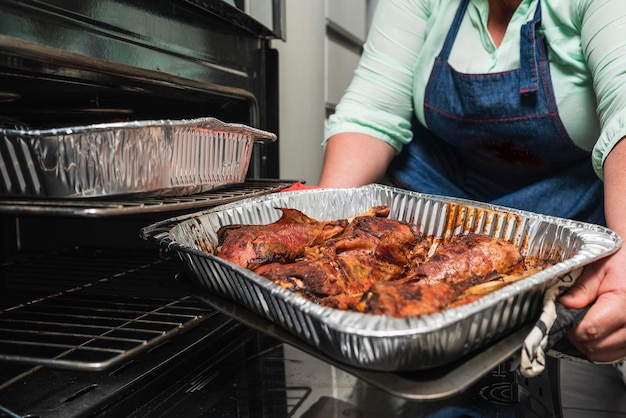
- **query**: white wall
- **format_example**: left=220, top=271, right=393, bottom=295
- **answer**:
left=273, top=1, right=370, bottom=185
left=272, top=3, right=326, bottom=185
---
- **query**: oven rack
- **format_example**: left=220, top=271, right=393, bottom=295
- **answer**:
left=0, top=249, right=214, bottom=371
left=0, top=179, right=298, bottom=217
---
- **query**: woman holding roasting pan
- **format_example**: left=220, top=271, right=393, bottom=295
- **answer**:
left=318, top=0, right=626, bottom=368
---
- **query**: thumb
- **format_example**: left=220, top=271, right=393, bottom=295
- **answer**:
left=558, top=267, right=600, bottom=309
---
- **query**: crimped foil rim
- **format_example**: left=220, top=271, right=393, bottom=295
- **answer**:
left=0, top=117, right=277, bottom=142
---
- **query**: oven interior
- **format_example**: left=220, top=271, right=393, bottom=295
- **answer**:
left=0, top=197, right=302, bottom=418
left=0, top=1, right=307, bottom=417
left=0, top=101, right=301, bottom=418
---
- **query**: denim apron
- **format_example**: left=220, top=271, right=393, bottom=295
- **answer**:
left=389, top=0, right=605, bottom=224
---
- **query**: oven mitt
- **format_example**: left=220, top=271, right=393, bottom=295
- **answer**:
left=517, top=267, right=626, bottom=388
left=280, top=182, right=320, bottom=192
left=518, top=267, right=586, bottom=378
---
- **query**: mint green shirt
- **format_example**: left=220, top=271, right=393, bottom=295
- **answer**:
left=324, top=0, right=626, bottom=179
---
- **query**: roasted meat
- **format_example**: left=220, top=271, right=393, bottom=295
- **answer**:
left=356, top=263, right=548, bottom=318
left=255, top=212, right=430, bottom=302
left=401, top=232, right=524, bottom=286
left=216, top=208, right=347, bottom=270
left=356, top=281, right=459, bottom=317
left=256, top=251, right=405, bottom=298
left=305, top=215, right=431, bottom=264
left=215, top=206, right=548, bottom=318
left=255, top=257, right=345, bottom=296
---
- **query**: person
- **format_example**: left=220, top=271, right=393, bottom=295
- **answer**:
left=318, top=0, right=626, bottom=365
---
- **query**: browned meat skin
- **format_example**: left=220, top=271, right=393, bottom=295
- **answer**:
left=255, top=251, right=404, bottom=299
left=216, top=208, right=347, bottom=270
left=358, top=264, right=548, bottom=317
left=254, top=214, right=426, bottom=300
left=349, top=215, right=432, bottom=265
left=402, top=233, right=523, bottom=285
left=336, top=251, right=404, bottom=292
left=447, top=293, right=484, bottom=309
left=304, top=215, right=431, bottom=266
left=318, top=294, right=360, bottom=310
left=348, top=215, right=419, bottom=241
left=256, top=257, right=345, bottom=296
left=357, top=281, right=459, bottom=317
left=351, top=205, right=390, bottom=219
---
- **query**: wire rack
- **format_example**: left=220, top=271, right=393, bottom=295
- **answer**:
left=0, top=179, right=298, bottom=217
left=0, top=179, right=299, bottom=370
left=0, top=250, right=213, bottom=371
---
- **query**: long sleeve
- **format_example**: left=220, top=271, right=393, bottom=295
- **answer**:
left=580, top=0, right=626, bottom=178
left=324, top=0, right=430, bottom=152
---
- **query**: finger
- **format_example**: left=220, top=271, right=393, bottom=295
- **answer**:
left=558, top=264, right=602, bottom=309
left=566, top=293, right=626, bottom=362
left=567, top=327, right=626, bottom=363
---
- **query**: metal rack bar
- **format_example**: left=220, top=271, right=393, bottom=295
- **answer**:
left=0, top=179, right=297, bottom=217
left=0, top=251, right=213, bottom=371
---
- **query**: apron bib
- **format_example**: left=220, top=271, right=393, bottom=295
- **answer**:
left=389, top=0, right=604, bottom=224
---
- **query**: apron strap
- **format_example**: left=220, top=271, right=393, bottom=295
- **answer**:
left=519, top=0, right=543, bottom=95
left=441, top=0, right=544, bottom=96
left=438, top=0, right=471, bottom=60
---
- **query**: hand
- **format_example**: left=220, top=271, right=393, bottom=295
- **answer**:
left=558, top=247, right=626, bottom=363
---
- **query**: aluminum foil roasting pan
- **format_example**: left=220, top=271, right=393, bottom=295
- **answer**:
left=0, top=117, right=276, bottom=198
left=141, top=184, right=621, bottom=371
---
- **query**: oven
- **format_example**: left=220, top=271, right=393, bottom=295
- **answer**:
left=0, top=1, right=564, bottom=417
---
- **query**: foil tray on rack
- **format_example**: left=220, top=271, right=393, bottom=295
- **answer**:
left=0, top=117, right=276, bottom=198
left=141, top=184, right=621, bottom=372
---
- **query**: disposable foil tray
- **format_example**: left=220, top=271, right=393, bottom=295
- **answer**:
left=141, top=184, right=621, bottom=371
left=0, top=117, right=276, bottom=198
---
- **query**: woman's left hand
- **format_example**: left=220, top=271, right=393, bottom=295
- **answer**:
left=562, top=136, right=626, bottom=362
left=559, top=246, right=626, bottom=363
